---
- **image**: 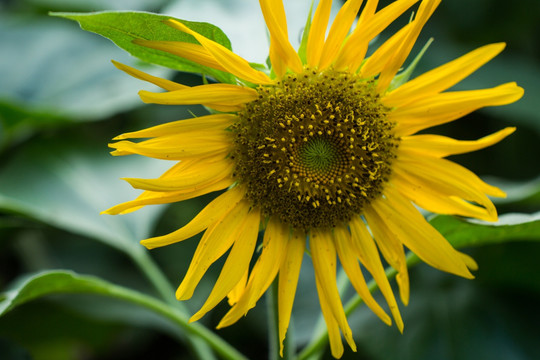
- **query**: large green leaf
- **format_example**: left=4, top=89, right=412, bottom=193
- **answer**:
left=0, top=133, right=168, bottom=254
left=430, top=211, right=540, bottom=250
left=51, top=11, right=236, bottom=84
left=0, top=270, right=248, bottom=360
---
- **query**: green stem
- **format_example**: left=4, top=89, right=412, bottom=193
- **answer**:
left=129, top=248, right=217, bottom=360
left=100, top=279, right=249, bottom=360
left=296, top=254, right=421, bottom=360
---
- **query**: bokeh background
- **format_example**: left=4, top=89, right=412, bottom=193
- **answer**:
left=1, top=0, right=539, bottom=359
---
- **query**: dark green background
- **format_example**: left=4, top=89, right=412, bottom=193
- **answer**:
left=1, top=0, right=539, bottom=359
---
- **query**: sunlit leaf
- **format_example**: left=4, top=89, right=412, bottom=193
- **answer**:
left=51, top=11, right=236, bottom=84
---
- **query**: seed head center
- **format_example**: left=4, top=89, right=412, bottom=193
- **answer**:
left=231, top=68, right=398, bottom=230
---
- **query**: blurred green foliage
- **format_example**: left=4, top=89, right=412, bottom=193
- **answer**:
left=0, top=0, right=539, bottom=359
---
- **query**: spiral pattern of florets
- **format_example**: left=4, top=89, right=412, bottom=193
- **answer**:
left=230, top=68, right=398, bottom=230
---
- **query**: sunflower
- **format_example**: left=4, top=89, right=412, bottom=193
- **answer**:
left=103, top=0, right=523, bottom=357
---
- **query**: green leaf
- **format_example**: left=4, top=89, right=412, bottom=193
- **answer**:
left=0, top=270, right=248, bottom=360
left=430, top=211, right=540, bottom=250
left=51, top=11, right=236, bottom=84
left=0, top=133, right=168, bottom=254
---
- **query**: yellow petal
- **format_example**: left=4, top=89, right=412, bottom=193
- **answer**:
left=350, top=216, right=404, bottom=331
left=165, top=19, right=273, bottom=85
left=102, top=176, right=232, bottom=216
left=363, top=207, right=410, bottom=305
left=376, top=187, right=476, bottom=278
left=377, top=0, right=441, bottom=92
left=335, top=0, right=419, bottom=71
left=361, top=23, right=412, bottom=78
left=318, top=0, right=364, bottom=69
left=383, top=43, right=506, bottom=107
left=334, top=226, right=392, bottom=325
left=111, top=60, right=185, bottom=91
left=393, top=170, right=498, bottom=222
left=314, top=273, right=345, bottom=359
left=397, top=151, right=506, bottom=199
left=392, top=82, right=524, bottom=136
left=278, top=229, right=305, bottom=357
left=133, top=40, right=227, bottom=72
left=139, top=83, right=258, bottom=106
left=217, top=217, right=289, bottom=328
left=310, top=230, right=356, bottom=352
left=227, top=268, right=249, bottom=306
left=114, top=113, right=236, bottom=140
left=306, top=0, right=332, bottom=67
left=259, top=0, right=303, bottom=75
left=140, top=186, right=245, bottom=249
left=190, top=208, right=261, bottom=322
left=123, top=159, right=233, bottom=192
left=176, top=200, right=251, bottom=300
left=400, top=127, right=516, bottom=158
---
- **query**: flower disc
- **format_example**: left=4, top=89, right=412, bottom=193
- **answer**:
left=231, top=68, right=399, bottom=230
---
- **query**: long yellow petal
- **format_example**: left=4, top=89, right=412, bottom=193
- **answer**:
left=333, top=226, right=392, bottom=325
left=114, top=114, right=236, bottom=140
left=176, top=200, right=251, bottom=300
left=383, top=43, right=506, bottom=107
left=123, top=160, right=233, bottom=192
left=165, top=19, right=272, bottom=85
left=278, top=230, right=305, bottom=357
left=335, top=0, right=419, bottom=71
left=140, top=186, right=245, bottom=249
left=398, top=149, right=506, bottom=198
left=310, top=230, right=356, bottom=352
left=139, top=83, right=258, bottom=106
left=314, top=272, right=345, bottom=359
left=393, top=170, right=498, bottom=222
left=318, top=0, right=364, bottom=69
left=190, top=208, right=261, bottom=322
left=111, top=60, right=185, bottom=91
left=392, top=82, right=524, bottom=136
left=400, top=127, right=516, bottom=158
left=306, top=0, right=332, bottom=67
left=361, top=23, right=412, bottom=78
left=259, top=0, right=303, bottom=75
left=102, top=177, right=232, bottom=215
left=133, top=40, right=228, bottom=72
left=376, top=187, right=477, bottom=278
left=363, top=207, right=410, bottom=305
left=217, top=217, right=289, bottom=328
left=377, top=0, right=441, bottom=92
left=350, top=216, right=404, bottom=331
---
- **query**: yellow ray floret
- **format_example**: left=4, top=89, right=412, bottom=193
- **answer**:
left=165, top=19, right=273, bottom=85
left=259, top=0, right=303, bottom=75
left=134, top=40, right=228, bottom=72
left=310, top=230, right=357, bottom=353
left=335, top=0, right=419, bottom=71
left=383, top=43, right=507, bottom=107
left=176, top=200, right=252, bottom=301
left=391, top=82, right=524, bottom=136
left=400, top=127, right=516, bottom=158
left=141, top=186, right=244, bottom=249
left=278, top=230, right=305, bottom=357
left=190, top=208, right=261, bottom=322
left=139, top=83, right=258, bottom=107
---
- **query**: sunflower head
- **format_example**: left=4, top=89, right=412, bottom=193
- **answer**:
left=232, top=68, right=398, bottom=230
